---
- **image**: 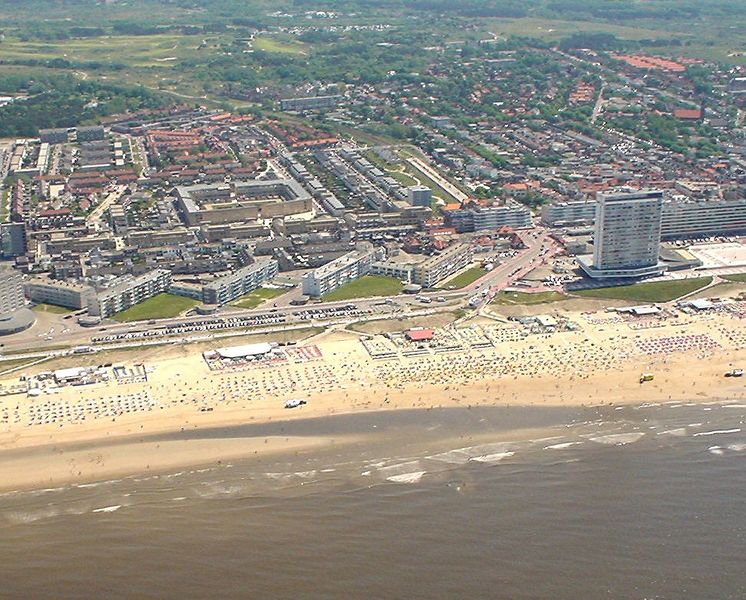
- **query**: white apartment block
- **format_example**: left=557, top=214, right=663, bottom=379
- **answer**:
left=302, top=243, right=378, bottom=297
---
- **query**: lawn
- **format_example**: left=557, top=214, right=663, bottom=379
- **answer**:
left=572, top=277, right=712, bottom=303
left=440, top=266, right=487, bottom=290
left=231, top=286, right=287, bottom=310
left=32, top=303, right=74, bottom=314
left=253, top=35, right=308, bottom=55
left=322, top=276, right=404, bottom=301
left=722, top=273, right=746, bottom=283
left=111, top=293, right=199, bottom=322
left=0, top=188, right=8, bottom=223
left=492, top=291, right=567, bottom=305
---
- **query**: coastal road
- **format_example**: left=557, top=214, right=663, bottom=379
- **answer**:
left=0, top=306, right=446, bottom=367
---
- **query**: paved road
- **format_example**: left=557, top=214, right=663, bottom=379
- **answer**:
left=86, top=184, right=127, bottom=223
left=1, top=229, right=556, bottom=358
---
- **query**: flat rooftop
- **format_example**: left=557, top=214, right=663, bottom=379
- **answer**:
left=688, top=242, right=746, bottom=269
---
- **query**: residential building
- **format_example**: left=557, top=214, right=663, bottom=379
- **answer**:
left=407, top=186, right=433, bottom=208
left=661, top=197, right=746, bottom=239
left=541, top=200, right=597, bottom=227
left=0, top=223, right=27, bottom=258
left=412, top=243, right=474, bottom=288
left=280, top=95, right=343, bottom=112
left=89, top=269, right=172, bottom=318
left=472, top=204, right=532, bottom=231
left=445, top=203, right=532, bottom=232
left=579, top=190, right=665, bottom=279
left=76, top=126, right=106, bottom=142
left=0, top=265, right=34, bottom=336
left=202, top=258, right=279, bottom=305
left=0, top=267, right=25, bottom=313
left=544, top=196, right=746, bottom=240
left=301, top=243, right=378, bottom=297
left=38, top=128, right=69, bottom=144
left=25, top=279, right=96, bottom=310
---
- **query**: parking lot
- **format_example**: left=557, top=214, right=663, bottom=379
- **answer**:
left=91, top=304, right=371, bottom=344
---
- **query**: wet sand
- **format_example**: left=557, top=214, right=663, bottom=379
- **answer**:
left=0, top=306, right=745, bottom=491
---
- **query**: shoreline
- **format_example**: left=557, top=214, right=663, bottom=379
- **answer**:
left=1, top=305, right=745, bottom=491
left=0, top=352, right=744, bottom=493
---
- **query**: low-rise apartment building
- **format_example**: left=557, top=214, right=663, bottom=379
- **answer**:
left=202, top=258, right=279, bottom=305
left=89, top=269, right=172, bottom=318
left=301, top=243, right=378, bottom=297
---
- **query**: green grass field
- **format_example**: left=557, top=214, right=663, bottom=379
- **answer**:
left=111, top=293, right=199, bottom=322
left=322, top=276, right=404, bottom=301
left=492, top=291, right=567, bottom=305
left=32, top=303, right=74, bottom=314
left=440, top=267, right=487, bottom=290
left=572, top=277, right=713, bottom=303
left=0, top=188, right=9, bottom=223
left=253, top=35, right=308, bottom=55
left=722, top=274, right=746, bottom=283
left=230, top=286, right=287, bottom=310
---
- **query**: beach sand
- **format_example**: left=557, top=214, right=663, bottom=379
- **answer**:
left=1, top=305, right=745, bottom=491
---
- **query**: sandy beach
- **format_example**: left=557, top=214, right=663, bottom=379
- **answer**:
left=1, top=303, right=745, bottom=491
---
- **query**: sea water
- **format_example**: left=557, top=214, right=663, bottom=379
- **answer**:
left=1, top=402, right=745, bottom=599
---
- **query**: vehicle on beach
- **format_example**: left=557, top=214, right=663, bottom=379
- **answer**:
left=284, top=399, right=307, bottom=409
left=640, top=373, right=654, bottom=383
left=725, top=369, right=744, bottom=377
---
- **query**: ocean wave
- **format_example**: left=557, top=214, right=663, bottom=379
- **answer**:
left=92, top=505, right=122, bottom=514
left=428, top=442, right=516, bottom=465
left=589, top=432, right=645, bottom=445
left=693, top=428, right=741, bottom=437
left=544, top=442, right=583, bottom=450
left=6, top=507, right=63, bottom=524
left=708, top=446, right=724, bottom=455
left=377, top=461, right=423, bottom=476
left=655, top=428, right=687, bottom=436
left=75, top=479, right=121, bottom=489
left=386, top=471, right=426, bottom=484
left=469, top=452, right=514, bottom=464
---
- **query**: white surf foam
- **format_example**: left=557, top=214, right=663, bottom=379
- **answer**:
left=544, top=441, right=583, bottom=450
left=589, top=432, right=645, bottom=445
left=377, top=461, right=423, bottom=476
left=428, top=442, right=516, bottom=465
left=386, top=471, right=426, bottom=484
left=655, top=428, right=687, bottom=436
left=693, top=428, right=741, bottom=437
left=469, top=452, right=515, bottom=464
left=708, top=446, right=724, bottom=455
left=92, top=505, right=121, bottom=514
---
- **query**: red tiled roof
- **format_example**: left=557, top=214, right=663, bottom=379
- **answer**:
left=674, top=108, right=702, bottom=120
left=406, top=329, right=435, bottom=341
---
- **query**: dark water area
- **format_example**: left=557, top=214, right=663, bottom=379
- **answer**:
left=1, top=401, right=745, bottom=599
